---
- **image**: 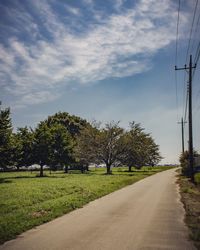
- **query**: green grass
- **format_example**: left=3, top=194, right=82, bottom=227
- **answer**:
left=179, top=174, right=200, bottom=249
left=0, top=166, right=174, bottom=244
left=195, top=173, right=200, bottom=185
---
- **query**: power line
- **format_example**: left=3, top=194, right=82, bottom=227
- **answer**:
left=182, top=70, right=188, bottom=118
left=191, top=1, right=200, bottom=53
left=185, top=0, right=199, bottom=64
left=175, top=0, right=181, bottom=66
left=192, top=41, right=200, bottom=110
left=184, top=84, right=189, bottom=123
left=175, top=0, right=181, bottom=122
left=194, top=41, right=200, bottom=65
left=183, top=0, right=199, bottom=120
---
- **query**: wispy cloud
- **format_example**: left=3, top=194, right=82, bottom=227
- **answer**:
left=66, top=6, right=81, bottom=16
left=0, top=0, right=189, bottom=108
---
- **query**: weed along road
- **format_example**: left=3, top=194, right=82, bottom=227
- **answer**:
left=0, top=168, right=195, bottom=250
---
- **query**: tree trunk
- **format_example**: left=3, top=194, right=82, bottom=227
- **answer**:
left=40, top=164, right=44, bottom=177
left=128, top=165, right=132, bottom=172
left=64, top=166, right=68, bottom=173
left=106, top=164, right=112, bottom=174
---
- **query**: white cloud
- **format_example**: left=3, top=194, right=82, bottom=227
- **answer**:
left=66, top=6, right=80, bottom=16
left=114, top=0, right=125, bottom=11
left=0, top=0, right=189, bottom=107
left=11, top=91, right=60, bottom=111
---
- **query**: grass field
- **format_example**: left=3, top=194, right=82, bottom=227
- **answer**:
left=0, top=166, right=174, bottom=244
left=178, top=173, right=200, bottom=249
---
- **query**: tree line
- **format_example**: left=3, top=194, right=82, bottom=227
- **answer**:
left=0, top=104, right=162, bottom=176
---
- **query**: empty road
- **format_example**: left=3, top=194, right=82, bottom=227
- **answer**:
left=0, top=168, right=195, bottom=250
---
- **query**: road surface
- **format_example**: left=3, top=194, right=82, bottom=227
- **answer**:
left=0, top=168, right=195, bottom=250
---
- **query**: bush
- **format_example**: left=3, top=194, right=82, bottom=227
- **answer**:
left=179, top=151, right=190, bottom=176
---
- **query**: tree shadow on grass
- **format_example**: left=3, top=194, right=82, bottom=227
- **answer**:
left=118, top=169, right=160, bottom=174
left=0, top=175, right=69, bottom=181
left=0, top=178, right=12, bottom=184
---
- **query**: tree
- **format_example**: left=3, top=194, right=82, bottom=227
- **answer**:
left=13, top=127, right=35, bottom=170
left=74, top=122, right=101, bottom=168
left=49, top=124, right=74, bottom=171
left=98, top=122, right=127, bottom=174
left=33, top=122, right=75, bottom=176
left=75, top=121, right=127, bottom=174
left=122, top=122, right=162, bottom=171
left=122, top=122, right=147, bottom=171
left=143, top=136, right=162, bottom=167
left=33, top=123, right=52, bottom=177
left=0, top=104, right=13, bottom=170
left=44, top=112, right=89, bottom=137
left=179, top=150, right=199, bottom=176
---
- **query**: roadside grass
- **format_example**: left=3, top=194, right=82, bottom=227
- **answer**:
left=178, top=173, right=200, bottom=249
left=194, top=173, right=200, bottom=185
left=0, top=166, right=174, bottom=244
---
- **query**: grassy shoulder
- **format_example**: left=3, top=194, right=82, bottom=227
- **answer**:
left=0, top=166, right=174, bottom=244
left=178, top=172, right=200, bottom=249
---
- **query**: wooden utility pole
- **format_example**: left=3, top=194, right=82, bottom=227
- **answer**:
left=178, top=117, right=186, bottom=154
left=175, top=55, right=196, bottom=181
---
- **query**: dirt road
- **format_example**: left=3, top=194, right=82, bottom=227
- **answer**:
left=0, top=168, right=195, bottom=250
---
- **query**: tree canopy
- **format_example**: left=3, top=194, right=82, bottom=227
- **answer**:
left=13, top=127, right=35, bottom=170
left=75, top=121, right=162, bottom=174
left=0, top=104, right=162, bottom=174
left=43, top=112, right=89, bottom=137
left=0, top=105, right=13, bottom=170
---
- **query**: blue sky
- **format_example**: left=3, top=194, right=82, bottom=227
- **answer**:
left=0, top=0, right=200, bottom=164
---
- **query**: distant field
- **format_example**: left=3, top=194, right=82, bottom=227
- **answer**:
left=0, top=166, right=174, bottom=244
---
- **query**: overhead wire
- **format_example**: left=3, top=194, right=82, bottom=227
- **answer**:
left=191, top=4, right=200, bottom=52
left=185, top=0, right=199, bottom=64
left=194, top=41, right=200, bottom=66
left=175, top=0, right=181, bottom=122
left=192, top=0, right=200, bottom=77
left=183, top=86, right=188, bottom=124
left=191, top=2, right=200, bottom=117
left=182, top=0, right=199, bottom=123
left=176, top=0, right=200, bottom=152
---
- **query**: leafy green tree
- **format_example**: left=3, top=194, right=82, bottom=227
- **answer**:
left=0, top=104, right=13, bottom=170
left=33, top=122, right=75, bottom=176
left=179, top=150, right=199, bottom=177
left=179, top=150, right=189, bottom=175
left=99, top=122, right=127, bottom=174
left=33, top=123, right=52, bottom=177
left=74, top=122, right=99, bottom=168
left=44, top=112, right=89, bottom=137
left=13, top=127, right=35, bottom=170
left=75, top=121, right=127, bottom=174
left=49, top=124, right=74, bottom=171
left=122, top=122, right=162, bottom=171
left=122, top=122, right=147, bottom=171
left=143, top=136, right=162, bottom=167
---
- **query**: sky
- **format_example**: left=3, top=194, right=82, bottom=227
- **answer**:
left=0, top=0, right=200, bottom=164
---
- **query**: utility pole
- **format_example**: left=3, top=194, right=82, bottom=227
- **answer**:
left=178, top=117, right=186, bottom=154
left=175, top=55, right=196, bottom=181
